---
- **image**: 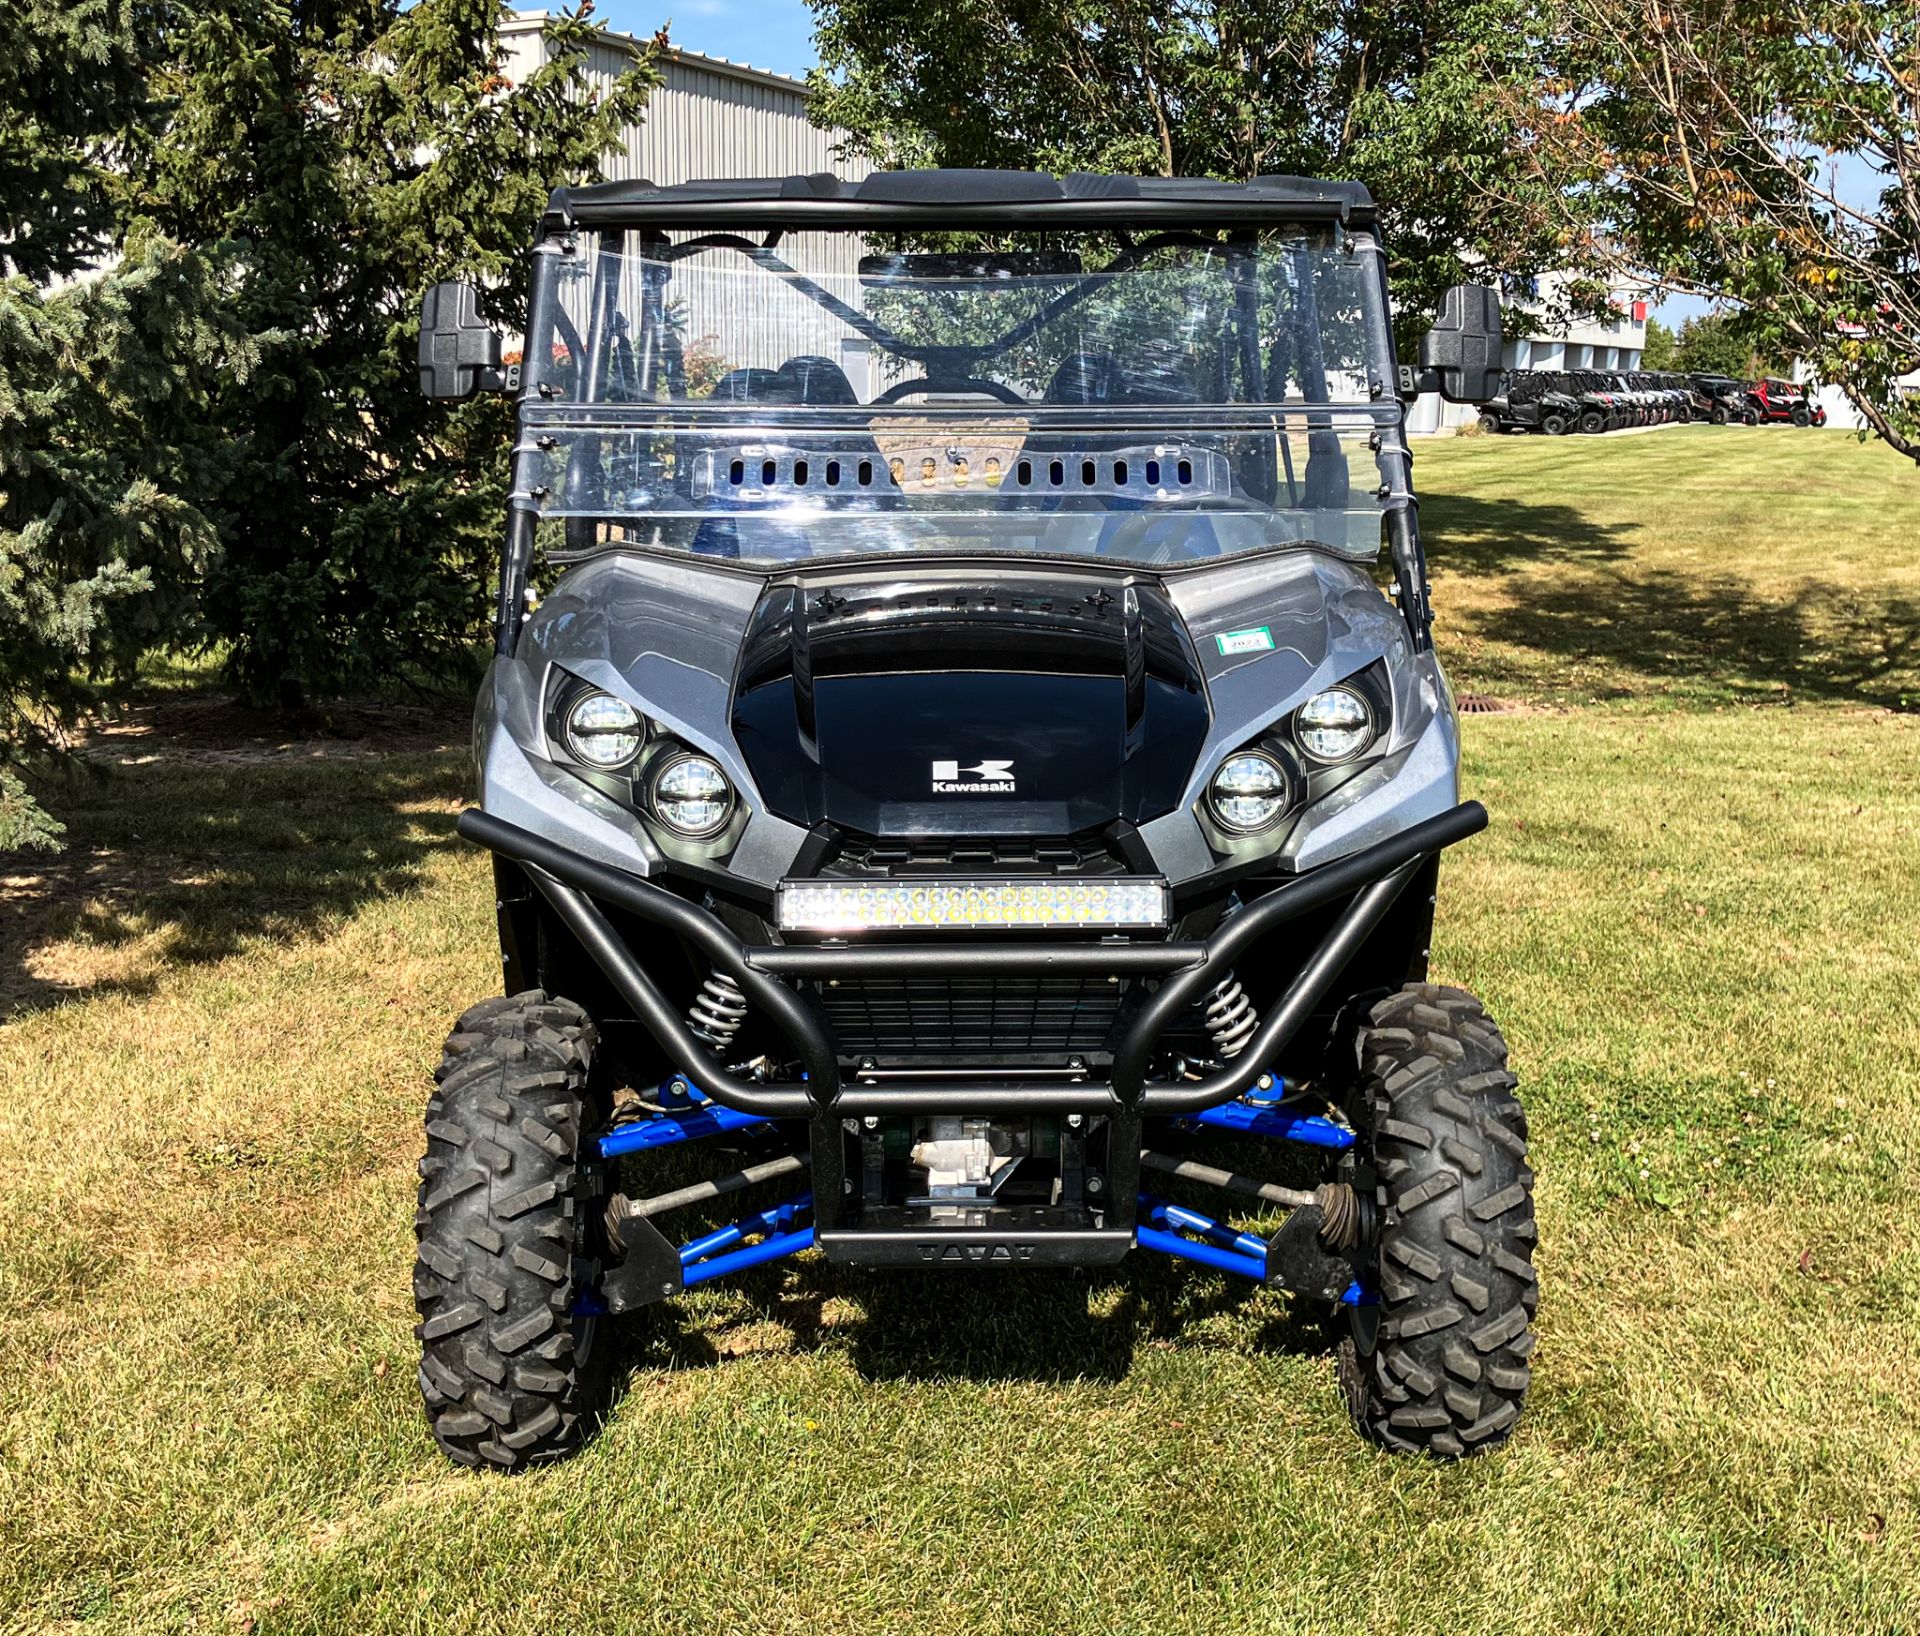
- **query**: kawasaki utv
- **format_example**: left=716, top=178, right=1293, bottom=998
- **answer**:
left=1565, top=370, right=1628, bottom=432
left=1480, top=369, right=1579, bottom=435
left=413, top=169, right=1536, bottom=1472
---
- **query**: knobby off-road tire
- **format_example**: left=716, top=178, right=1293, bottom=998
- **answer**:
left=414, top=990, right=612, bottom=1471
left=1338, top=983, right=1537, bottom=1459
left=1541, top=412, right=1570, bottom=436
left=1578, top=409, right=1606, bottom=434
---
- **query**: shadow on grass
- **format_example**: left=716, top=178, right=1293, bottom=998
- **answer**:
left=613, top=1254, right=1343, bottom=1391
left=1489, top=571, right=1920, bottom=708
left=1420, top=489, right=1639, bottom=578
left=1421, top=492, right=1920, bottom=706
left=0, top=746, right=470, bottom=1019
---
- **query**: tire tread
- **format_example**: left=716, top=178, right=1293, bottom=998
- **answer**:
left=1340, top=982, right=1536, bottom=1459
left=412, top=989, right=609, bottom=1471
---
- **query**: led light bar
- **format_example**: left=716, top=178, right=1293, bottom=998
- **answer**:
left=776, top=877, right=1170, bottom=933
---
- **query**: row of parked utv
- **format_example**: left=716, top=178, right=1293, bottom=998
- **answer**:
left=1480, top=370, right=1827, bottom=435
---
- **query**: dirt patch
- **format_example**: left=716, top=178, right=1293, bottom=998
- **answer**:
left=75, top=692, right=466, bottom=768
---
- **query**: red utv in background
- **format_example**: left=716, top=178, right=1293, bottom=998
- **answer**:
left=1749, top=378, right=1827, bottom=426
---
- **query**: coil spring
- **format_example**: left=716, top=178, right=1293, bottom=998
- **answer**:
left=1202, top=971, right=1259, bottom=1060
left=685, top=972, right=748, bottom=1052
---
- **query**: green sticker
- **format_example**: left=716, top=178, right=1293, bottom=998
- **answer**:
left=1215, top=626, right=1274, bottom=657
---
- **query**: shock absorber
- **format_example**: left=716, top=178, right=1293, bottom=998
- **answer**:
left=1203, top=970, right=1259, bottom=1060
left=685, top=971, right=748, bottom=1054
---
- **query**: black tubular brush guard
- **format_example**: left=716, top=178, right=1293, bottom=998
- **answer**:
left=456, top=800, right=1488, bottom=1119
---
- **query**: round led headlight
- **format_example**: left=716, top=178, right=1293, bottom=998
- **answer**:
left=1207, top=751, right=1291, bottom=834
left=563, top=690, right=645, bottom=769
left=1295, top=685, right=1375, bottom=764
left=650, top=753, right=733, bottom=838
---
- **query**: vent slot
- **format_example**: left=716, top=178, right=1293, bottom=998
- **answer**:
left=689, top=443, right=1231, bottom=502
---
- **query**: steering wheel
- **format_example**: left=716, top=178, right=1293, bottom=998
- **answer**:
left=871, top=377, right=1029, bottom=407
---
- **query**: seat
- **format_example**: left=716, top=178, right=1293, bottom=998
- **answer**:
left=776, top=355, right=862, bottom=406
left=688, top=355, right=891, bottom=559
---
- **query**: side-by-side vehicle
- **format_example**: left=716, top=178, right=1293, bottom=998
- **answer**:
left=411, top=168, right=1537, bottom=1471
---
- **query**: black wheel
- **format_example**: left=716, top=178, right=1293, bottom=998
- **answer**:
left=1710, top=405, right=1728, bottom=425
left=1790, top=404, right=1810, bottom=427
left=414, top=990, right=612, bottom=1471
left=1541, top=413, right=1569, bottom=436
left=1743, top=410, right=1760, bottom=425
left=1338, top=983, right=1537, bottom=1459
left=1578, top=410, right=1605, bottom=434
left=1478, top=413, right=1502, bottom=435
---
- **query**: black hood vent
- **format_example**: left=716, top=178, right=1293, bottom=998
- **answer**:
left=732, top=565, right=1210, bottom=837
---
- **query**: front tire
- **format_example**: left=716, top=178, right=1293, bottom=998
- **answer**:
left=1338, top=984, right=1537, bottom=1459
left=414, top=991, right=612, bottom=1471
left=1578, top=410, right=1605, bottom=434
left=1791, top=404, right=1811, bottom=427
left=1541, top=413, right=1569, bottom=436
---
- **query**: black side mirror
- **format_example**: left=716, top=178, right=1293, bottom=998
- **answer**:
left=1418, top=283, right=1504, bottom=404
left=418, top=280, right=510, bottom=399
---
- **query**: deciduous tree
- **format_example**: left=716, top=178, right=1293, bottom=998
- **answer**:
left=806, top=0, right=1614, bottom=332
left=1528, top=0, right=1919, bottom=459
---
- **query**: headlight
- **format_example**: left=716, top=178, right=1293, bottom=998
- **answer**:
left=563, top=690, right=645, bottom=769
left=650, top=753, right=733, bottom=837
left=1295, top=686, right=1374, bottom=763
left=1207, top=750, right=1291, bottom=834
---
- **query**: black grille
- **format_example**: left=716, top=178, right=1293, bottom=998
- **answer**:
left=815, top=972, right=1125, bottom=1059
left=822, top=832, right=1130, bottom=878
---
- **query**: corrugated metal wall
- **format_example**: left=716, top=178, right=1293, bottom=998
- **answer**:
left=501, top=17, right=875, bottom=384
left=499, top=18, right=870, bottom=190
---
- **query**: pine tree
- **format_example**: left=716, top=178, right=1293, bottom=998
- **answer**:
left=0, top=1, right=245, bottom=848
left=1, top=1, right=656, bottom=846
left=128, top=0, right=658, bottom=704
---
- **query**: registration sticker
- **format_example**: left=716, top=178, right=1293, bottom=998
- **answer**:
left=1215, top=626, right=1275, bottom=657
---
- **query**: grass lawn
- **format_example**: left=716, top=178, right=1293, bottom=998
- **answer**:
left=3, top=427, right=1917, bottom=1634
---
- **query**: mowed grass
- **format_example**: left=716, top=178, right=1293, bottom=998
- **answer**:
left=1421, top=424, right=1920, bottom=710
left=3, top=429, right=1919, bottom=1635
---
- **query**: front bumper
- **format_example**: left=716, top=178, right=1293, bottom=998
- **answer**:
left=456, top=798, right=1487, bottom=1118
left=460, top=800, right=1485, bottom=1287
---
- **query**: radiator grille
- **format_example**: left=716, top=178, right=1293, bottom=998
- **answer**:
left=815, top=972, right=1126, bottom=1059
left=823, top=832, right=1130, bottom=878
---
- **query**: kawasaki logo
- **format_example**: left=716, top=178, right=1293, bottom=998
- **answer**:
left=931, top=758, right=1016, bottom=794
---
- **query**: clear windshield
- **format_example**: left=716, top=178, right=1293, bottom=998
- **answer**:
left=515, top=226, right=1405, bottom=569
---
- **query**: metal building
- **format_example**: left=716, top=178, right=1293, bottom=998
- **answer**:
left=499, top=14, right=868, bottom=191
left=499, top=14, right=877, bottom=389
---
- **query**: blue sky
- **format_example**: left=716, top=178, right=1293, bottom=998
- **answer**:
left=594, top=0, right=822, bottom=79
